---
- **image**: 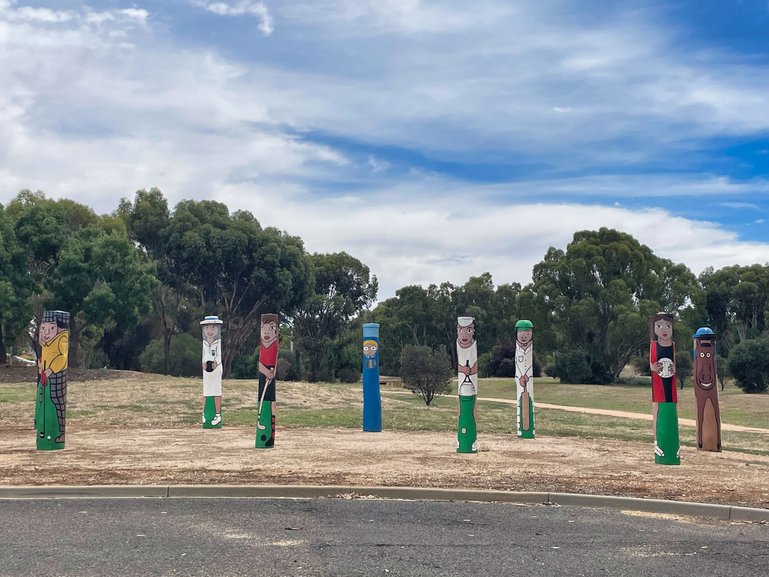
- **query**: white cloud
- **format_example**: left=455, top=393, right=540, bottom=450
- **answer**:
left=192, top=1, right=274, bottom=35
left=209, top=178, right=769, bottom=299
left=1, top=0, right=768, bottom=304
left=12, top=6, right=73, bottom=23
left=367, top=155, right=390, bottom=173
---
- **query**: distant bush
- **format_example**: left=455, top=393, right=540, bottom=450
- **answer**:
left=139, top=333, right=200, bottom=377
left=400, top=345, right=453, bottom=406
left=616, top=376, right=651, bottom=387
left=551, top=350, right=592, bottom=384
left=336, top=366, right=360, bottom=383
left=676, top=353, right=692, bottom=389
left=727, top=338, right=769, bottom=393
left=497, top=358, right=516, bottom=377
left=230, top=353, right=254, bottom=379
left=630, top=354, right=652, bottom=376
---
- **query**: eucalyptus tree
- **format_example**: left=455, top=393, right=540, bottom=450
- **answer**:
left=291, top=252, right=378, bottom=381
left=0, top=203, right=33, bottom=362
left=162, top=200, right=312, bottom=376
left=46, top=222, right=156, bottom=367
left=5, top=191, right=101, bottom=358
left=698, top=264, right=769, bottom=353
left=529, top=228, right=698, bottom=383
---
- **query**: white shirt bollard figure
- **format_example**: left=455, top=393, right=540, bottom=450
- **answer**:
left=201, top=315, right=224, bottom=428
left=515, top=319, right=535, bottom=438
left=456, top=315, right=478, bottom=453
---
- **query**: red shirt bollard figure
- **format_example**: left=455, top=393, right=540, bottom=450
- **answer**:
left=256, top=313, right=279, bottom=448
left=649, top=312, right=680, bottom=465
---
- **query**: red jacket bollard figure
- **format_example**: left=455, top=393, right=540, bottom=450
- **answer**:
left=649, top=312, right=680, bottom=465
left=256, top=313, right=279, bottom=448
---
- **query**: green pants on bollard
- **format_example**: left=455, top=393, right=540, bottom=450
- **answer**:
left=35, top=379, right=64, bottom=451
left=655, top=402, right=680, bottom=465
left=256, top=401, right=275, bottom=448
left=202, top=396, right=221, bottom=429
left=457, top=396, right=477, bottom=453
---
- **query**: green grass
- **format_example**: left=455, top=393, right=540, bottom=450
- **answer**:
left=476, top=377, right=769, bottom=429
left=2, top=373, right=767, bottom=456
left=0, top=383, right=35, bottom=403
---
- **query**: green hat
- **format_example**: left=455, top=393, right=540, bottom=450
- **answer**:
left=515, top=319, right=533, bottom=330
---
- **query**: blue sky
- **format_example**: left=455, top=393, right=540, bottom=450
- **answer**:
left=1, top=0, right=768, bottom=299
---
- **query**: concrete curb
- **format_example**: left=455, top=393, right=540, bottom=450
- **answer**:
left=0, top=484, right=766, bottom=522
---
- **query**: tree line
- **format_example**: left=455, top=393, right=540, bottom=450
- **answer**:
left=1, top=189, right=768, bottom=392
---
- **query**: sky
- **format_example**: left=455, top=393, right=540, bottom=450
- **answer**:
left=2, top=0, right=769, bottom=300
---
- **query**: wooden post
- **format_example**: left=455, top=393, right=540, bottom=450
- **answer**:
left=256, top=313, right=278, bottom=448
left=693, top=327, right=722, bottom=451
left=35, top=310, right=69, bottom=451
left=201, top=315, right=223, bottom=429
left=362, top=323, right=382, bottom=432
left=456, top=316, right=478, bottom=453
left=650, top=312, right=680, bottom=465
left=515, top=319, right=535, bottom=439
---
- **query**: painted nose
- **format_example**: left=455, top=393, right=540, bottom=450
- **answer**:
left=699, top=361, right=714, bottom=383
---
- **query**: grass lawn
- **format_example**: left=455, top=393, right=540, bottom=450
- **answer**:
left=478, top=377, right=769, bottom=429
left=2, top=373, right=767, bottom=456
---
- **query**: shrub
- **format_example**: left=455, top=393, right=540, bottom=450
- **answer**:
left=230, top=353, right=255, bottom=379
left=399, top=345, right=453, bottom=406
left=552, top=350, right=592, bottom=384
left=336, top=366, right=360, bottom=383
left=139, top=333, right=200, bottom=377
left=497, top=358, right=516, bottom=377
left=675, top=353, right=692, bottom=389
left=727, top=338, right=769, bottom=393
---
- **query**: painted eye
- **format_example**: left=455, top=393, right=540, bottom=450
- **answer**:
left=700, top=352, right=705, bottom=357
left=706, top=353, right=711, bottom=358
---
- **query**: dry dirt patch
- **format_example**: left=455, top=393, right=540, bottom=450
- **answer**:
left=1, top=368, right=768, bottom=509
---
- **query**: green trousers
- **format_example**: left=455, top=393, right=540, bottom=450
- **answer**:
left=256, top=400, right=275, bottom=448
left=457, top=396, right=477, bottom=453
left=35, top=382, right=63, bottom=451
left=655, top=402, right=680, bottom=465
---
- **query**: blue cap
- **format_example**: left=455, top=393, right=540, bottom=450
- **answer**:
left=693, top=326, right=715, bottom=339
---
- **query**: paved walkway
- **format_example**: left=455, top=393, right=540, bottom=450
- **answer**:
left=478, top=396, right=769, bottom=434
left=380, top=388, right=769, bottom=434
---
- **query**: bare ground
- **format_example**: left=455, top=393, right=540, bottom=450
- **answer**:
left=1, top=367, right=768, bottom=509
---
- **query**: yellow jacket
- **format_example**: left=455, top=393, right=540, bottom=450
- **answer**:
left=40, top=331, right=69, bottom=373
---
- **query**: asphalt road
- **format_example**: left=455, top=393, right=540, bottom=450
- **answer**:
left=1, top=498, right=767, bottom=577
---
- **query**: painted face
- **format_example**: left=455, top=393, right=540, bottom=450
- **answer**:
left=694, top=339, right=716, bottom=389
left=363, top=340, right=378, bottom=358
left=260, top=321, right=277, bottom=347
left=39, top=321, right=59, bottom=345
left=203, top=324, right=219, bottom=340
left=517, top=328, right=533, bottom=347
left=457, top=324, right=475, bottom=348
left=654, top=319, right=673, bottom=342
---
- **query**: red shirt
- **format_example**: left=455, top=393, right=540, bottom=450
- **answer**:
left=259, top=340, right=278, bottom=367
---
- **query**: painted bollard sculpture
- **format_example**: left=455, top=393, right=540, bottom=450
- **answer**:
left=35, top=310, right=70, bottom=450
left=456, top=316, right=478, bottom=453
left=649, top=312, right=680, bottom=465
left=693, top=327, right=721, bottom=452
left=362, top=323, right=382, bottom=432
left=515, top=319, right=535, bottom=438
left=256, top=313, right=279, bottom=448
left=201, top=315, right=224, bottom=429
